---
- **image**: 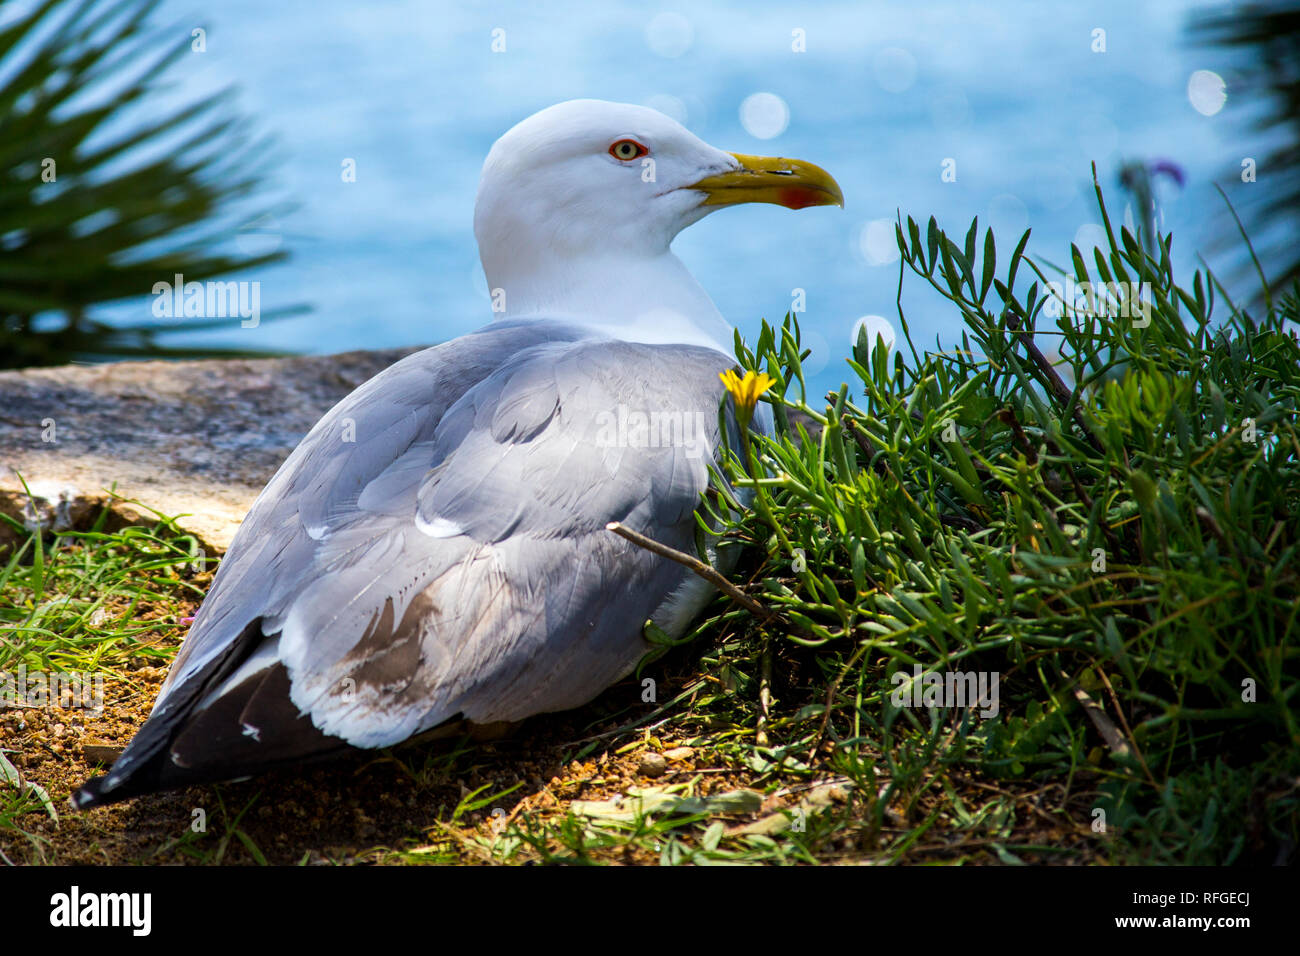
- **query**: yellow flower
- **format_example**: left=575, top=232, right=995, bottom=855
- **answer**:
left=719, top=368, right=776, bottom=417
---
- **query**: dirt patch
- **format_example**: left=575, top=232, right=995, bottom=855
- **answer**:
left=1, top=657, right=764, bottom=865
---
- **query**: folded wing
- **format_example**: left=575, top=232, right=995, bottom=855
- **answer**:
left=76, top=320, right=740, bottom=806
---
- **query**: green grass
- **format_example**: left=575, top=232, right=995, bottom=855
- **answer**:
left=658, top=170, right=1300, bottom=865
left=1, top=176, right=1296, bottom=865
left=0, top=497, right=204, bottom=678
left=0, top=498, right=204, bottom=862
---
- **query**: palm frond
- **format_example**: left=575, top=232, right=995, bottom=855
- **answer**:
left=0, top=0, right=294, bottom=368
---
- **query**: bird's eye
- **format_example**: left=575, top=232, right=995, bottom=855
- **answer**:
left=609, top=139, right=648, bottom=161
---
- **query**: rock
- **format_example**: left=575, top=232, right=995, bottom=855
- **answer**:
left=637, top=752, right=669, bottom=777
left=0, top=347, right=422, bottom=551
left=83, top=744, right=125, bottom=765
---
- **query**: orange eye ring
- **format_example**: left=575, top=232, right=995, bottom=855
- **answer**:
left=609, top=139, right=649, bottom=161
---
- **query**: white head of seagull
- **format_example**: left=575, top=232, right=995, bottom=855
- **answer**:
left=473, top=99, right=843, bottom=351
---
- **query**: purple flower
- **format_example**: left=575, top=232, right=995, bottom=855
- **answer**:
left=1148, top=159, right=1186, bottom=188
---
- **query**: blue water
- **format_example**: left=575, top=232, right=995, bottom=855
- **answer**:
left=78, top=0, right=1265, bottom=393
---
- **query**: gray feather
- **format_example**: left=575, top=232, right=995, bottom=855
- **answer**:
left=110, top=319, right=744, bottom=781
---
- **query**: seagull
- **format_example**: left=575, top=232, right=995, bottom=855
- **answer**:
left=74, top=99, right=842, bottom=808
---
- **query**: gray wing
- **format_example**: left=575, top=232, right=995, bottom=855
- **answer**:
left=92, top=320, right=741, bottom=798
left=275, top=333, right=739, bottom=746
left=156, top=319, right=591, bottom=699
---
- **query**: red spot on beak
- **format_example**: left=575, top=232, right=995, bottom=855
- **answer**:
left=777, top=186, right=822, bottom=210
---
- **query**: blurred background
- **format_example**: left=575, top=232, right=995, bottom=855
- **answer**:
left=2, top=0, right=1296, bottom=395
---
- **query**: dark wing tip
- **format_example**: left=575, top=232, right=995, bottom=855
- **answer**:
left=71, top=660, right=356, bottom=811
left=71, top=763, right=156, bottom=810
left=72, top=775, right=112, bottom=810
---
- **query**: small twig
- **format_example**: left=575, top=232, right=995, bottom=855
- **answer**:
left=756, top=642, right=773, bottom=747
left=1092, top=666, right=1158, bottom=788
left=1194, top=506, right=1225, bottom=545
left=1004, top=312, right=1103, bottom=454
left=995, top=407, right=1038, bottom=465
left=1073, top=681, right=1157, bottom=789
left=1073, top=687, right=1131, bottom=759
left=605, top=522, right=779, bottom=625
left=938, top=513, right=982, bottom=533
left=843, top=417, right=888, bottom=478
left=1004, top=313, right=1075, bottom=411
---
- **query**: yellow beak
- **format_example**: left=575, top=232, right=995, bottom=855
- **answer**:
left=689, top=153, right=844, bottom=210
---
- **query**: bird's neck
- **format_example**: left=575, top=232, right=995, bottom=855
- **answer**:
left=481, top=250, right=733, bottom=353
